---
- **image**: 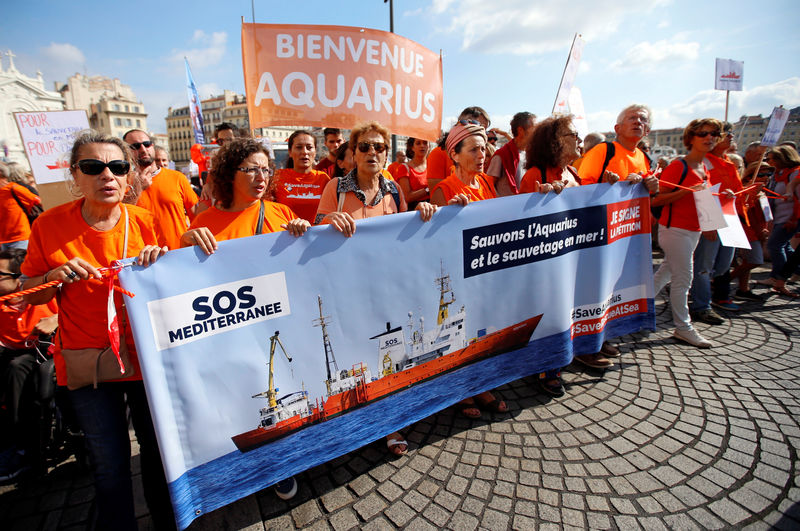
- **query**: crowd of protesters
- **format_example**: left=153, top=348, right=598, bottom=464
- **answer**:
left=1, top=103, right=799, bottom=528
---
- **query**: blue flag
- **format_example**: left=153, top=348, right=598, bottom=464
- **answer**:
left=184, top=58, right=205, bottom=144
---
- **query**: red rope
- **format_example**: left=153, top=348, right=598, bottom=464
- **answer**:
left=0, top=266, right=135, bottom=305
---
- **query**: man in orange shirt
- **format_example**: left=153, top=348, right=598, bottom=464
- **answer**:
left=387, top=151, right=407, bottom=179
left=124, top=129, right=200, bottom=249
left=315, top=128, right=344, bottom=178
left=575, top=104, right=658, bottom=369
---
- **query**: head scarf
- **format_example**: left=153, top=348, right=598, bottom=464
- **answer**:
left=446, top=122, right=487, bottom=156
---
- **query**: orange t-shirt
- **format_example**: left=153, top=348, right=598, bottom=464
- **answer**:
left=519, top=166, right=580, bottom=194
left=577, top=141, right=649, bottom=185
left=432, top=173, right=497, bottom=203
left=316, top=176, right=407, bottom=223
left=0, top=182, right=41, bottom=244
left=426, top=146, right=454, bottom=187
left=187, top=201, right=298, bottom=243
left=272, top=168, right=331, bottom=223
left=21, top=200, right=158, bottom=383
left=0, top=299, right=58, bottom=350
left=136, top=167, right=198, bottom=250
left=657, top=159, right=706, bottom=232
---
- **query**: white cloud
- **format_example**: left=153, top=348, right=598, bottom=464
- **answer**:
left=578, top=61, right=591, bottom=74
left=426, top=0, right=670, bottom=56
left=609, top=40, right=699, bottom=71
left=197, top=82, right=222, bottom=100
left=169, top=31, right=227, bottom=69
left=41, top=43, right=85, bottom=65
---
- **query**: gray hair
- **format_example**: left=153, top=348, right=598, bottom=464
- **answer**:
left=68, top=129, right=139, bottom=203
left=616, top=104, right=652, bottom=126
left=583, top=132, right=606, bottom=152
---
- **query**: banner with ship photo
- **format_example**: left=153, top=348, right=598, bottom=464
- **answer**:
left=119, top=184, right=655, bottom=529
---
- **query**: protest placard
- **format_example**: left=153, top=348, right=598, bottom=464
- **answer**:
left=694, top=184, right=727, bottom=231
left=119, top=184, right=654, bottom=529
left=716, top=194, right=750, bottom=249
left=242, top=23, right=443, bottom=140
left=13, top=110, right=89, bottom=209
left=762, top=106, right=790, bottom=147
left=715, top=58, right=744, bottom=91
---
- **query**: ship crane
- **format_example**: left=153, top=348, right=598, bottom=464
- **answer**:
left=256, top=331, right=292, bottom=408
left=435, top=261, right=455, bottom=325
left=312, top=295, right=339, bottom=395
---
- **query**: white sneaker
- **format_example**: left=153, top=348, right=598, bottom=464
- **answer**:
left=673, top=328, right=712, bottom=348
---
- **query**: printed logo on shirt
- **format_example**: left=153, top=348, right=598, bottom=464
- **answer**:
left=147, top=272, right=290, bottom=350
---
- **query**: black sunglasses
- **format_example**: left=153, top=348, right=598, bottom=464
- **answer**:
left=458, top=119, right=480, bottom=126
left=357, top=142, right=388, bottom=153
left=0, top=271, right=22, bottom=279
left=73, top=159, right=131, bottom=176
left=128, top=141, right=153, bottom=150
left=693, top=131, right=720, bottom=138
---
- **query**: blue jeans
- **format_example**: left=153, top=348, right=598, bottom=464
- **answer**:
left=690, top=236, right=736, bottom=310
left=767, top=224, right=800, bottom=279
left=69, top=381, right=175, bottom=531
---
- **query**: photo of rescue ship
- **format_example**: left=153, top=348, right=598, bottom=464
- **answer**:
left=232, top=266, right=542, bottom=452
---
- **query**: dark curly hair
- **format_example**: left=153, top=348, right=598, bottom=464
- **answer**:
left=525, top=115, right=575, bottom=170
left=210, top=138, right=272, bottom=209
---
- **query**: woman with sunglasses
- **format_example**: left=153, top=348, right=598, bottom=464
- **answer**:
left=764, top=145, right=800, bottom=297
left=651, top=118, right=723, bottom=349
left=315, top=122, right=436, bottom=457
left=180, top=138, right=309, bottom=256
left=315, top=121, right=436, bottom=236
left=20, top=131, right=173, bottom=530
left=272, top=130, right=331, bottom=223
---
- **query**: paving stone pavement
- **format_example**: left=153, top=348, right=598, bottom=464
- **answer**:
left=2, top=266, right=800, bottom=530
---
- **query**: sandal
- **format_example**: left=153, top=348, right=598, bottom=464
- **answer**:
left=458, top=398, right=482, bottom=419
left=772, top=286, right=800, bottom=298
left=386, top=433, right=408, bottom=456
left=474, top=391, right=508, bottom=413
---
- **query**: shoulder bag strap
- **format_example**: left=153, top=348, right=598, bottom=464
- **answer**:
left=121, top=205, right=129, bottom=259
left=598, top=142, right=616, bottom=183
left=255, top=200, right=265, bottom=235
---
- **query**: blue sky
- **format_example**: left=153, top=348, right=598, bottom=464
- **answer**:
left=3, top=0, right=799, bottom=136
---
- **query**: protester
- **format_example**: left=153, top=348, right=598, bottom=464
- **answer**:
left=273, top=130, right=331, bottom=223
left=730, top=161, right=770, bottom=301
left=316, top=122, right=436, bottom=454
left=518, top=115, right=582, bottom=390
left=486, top=112, right=535, bottom=196
left=395, top=137, right=430, bottom=209
left=125, top=129, right=200, bottom=250
left=427, top=106, right=491, bottom=190
left=20, top=130, right=173, bottom=530
left=427, top=120, right=512, bottom=417
left=652, top=118, right=723, bottom=348
left=576, top=105, right=659, bottom=361
left=214, top=122, right=238, bottom=147
left=181, top=138, right=309, bottom=254
left=315, top=128, right=344, bottom=177
left=430, top=122, right=496, bottom=206
left=387, top=150, right=407, bottom=178
left=0, top=162, right=42, bottom=252
left=0, top=248, right=58, bottom=481
left=572, top=132, right=605, bottom=171
left=764, top=145, right=800, bottom=297
left=332, top=142, right=354, bottom=178
left=688, top=122, right=742, bottom=324
left=154, top=146, right=170, bottom=169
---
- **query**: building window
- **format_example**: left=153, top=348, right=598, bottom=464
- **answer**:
left=115, top=118, right=122, bottom=126
left=125, top=105, right=129, bottom=112
left=126, top=119, right=132, bottom=126
left=136, top=119, right=141, bottom=127
left=114, top=104, right=121, bottom=111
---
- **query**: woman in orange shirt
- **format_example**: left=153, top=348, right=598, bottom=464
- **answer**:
left=181, top=138, right=309, bottom=255
left=430, top=121, right=496, bottom=207
left=272, top=130, right=331, bottom=223
left=395, top=137, right=431, bottom=210
left=0, top=162, right=42, bottom=251
left=20, top=131, right=172, bottom=530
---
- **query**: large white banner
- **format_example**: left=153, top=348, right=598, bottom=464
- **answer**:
left=119, top=184, right=655, bottom=529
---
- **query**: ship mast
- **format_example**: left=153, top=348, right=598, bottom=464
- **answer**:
left=435, top=261, right=455, bottom=325
left=266, top=331, right=291, bottom=408
left=312, top=295, right=339, bottom=393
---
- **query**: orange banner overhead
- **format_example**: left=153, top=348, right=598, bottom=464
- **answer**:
left=242, top=23, right=443, bottom=141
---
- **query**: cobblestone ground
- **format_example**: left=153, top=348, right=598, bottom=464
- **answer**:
left=2, top=266, right=799, bottom=530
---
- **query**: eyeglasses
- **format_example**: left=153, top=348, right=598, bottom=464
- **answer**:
left=238, top=166, right=273, bottom=176
left=73, top=159, right=131, bottom=176
left=0, top=271, right=22, bottom=279
left=694, top=131, right=721, bottom=138
left=458, top=119, right=480, bottom=126
left=128, top=141, right=153, bottom=150
left=356, top=142, right=388, bottom=154
left=562, top=132, right=582, bottom=141
left=487, top=136, right=497, bottom=142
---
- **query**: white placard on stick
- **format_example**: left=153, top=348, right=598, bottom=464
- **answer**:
left=715, top=58, right=744, bottom=91
left=761, top=107, right=790, bottom=147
